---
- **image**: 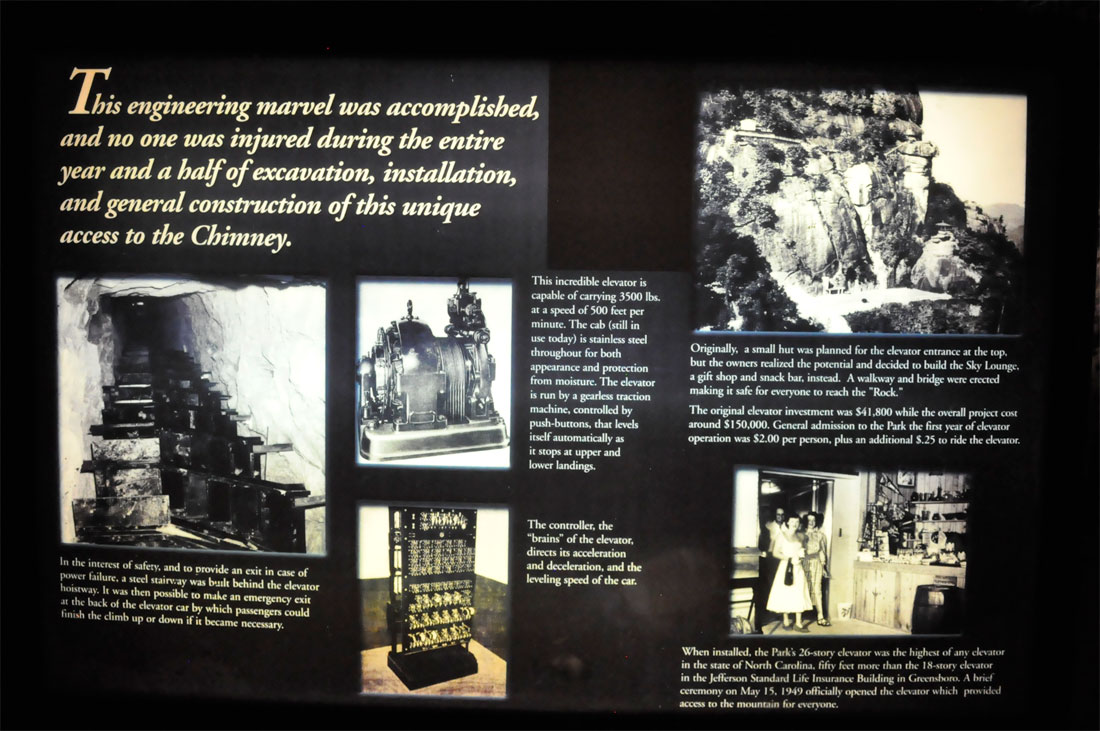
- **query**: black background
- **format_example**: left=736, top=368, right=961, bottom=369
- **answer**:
left=3, top=2, right=1097, bottom=729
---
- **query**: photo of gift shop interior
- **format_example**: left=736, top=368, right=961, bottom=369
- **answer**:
left=731, top=467, right=968, bottom=636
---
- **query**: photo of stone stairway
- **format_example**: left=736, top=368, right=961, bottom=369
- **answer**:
left=58, top=277, right=326, bottom=553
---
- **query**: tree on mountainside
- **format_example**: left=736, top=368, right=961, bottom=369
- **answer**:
left=694, top=213, right=820, bottom=331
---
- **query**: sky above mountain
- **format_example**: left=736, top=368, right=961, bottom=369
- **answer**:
left=918, top=91, right=1027, bottom=209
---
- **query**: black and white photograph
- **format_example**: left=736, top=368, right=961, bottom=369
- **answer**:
left=732, top=466, right=969, bottom=636
left=694, top=89, right=1026, bottom=334
left=359, top=503, right=510, bottom=697
left=356, top=277, right=512, bottom=468
left=57, top=276, right=326, bottom=554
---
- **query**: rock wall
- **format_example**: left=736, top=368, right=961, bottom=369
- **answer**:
left=964, top=201, right=1008, bottom=238
left=697, top=90, right=1023, bottom=333
left=702, top=91, right=938, bottom=297
left=162, top=284, right=326, bottom=553
left=897, top=144, right=936, bottom=224
left=57, top=279, right=116, bottom=542
left=909, top=238, right=981, bottom=292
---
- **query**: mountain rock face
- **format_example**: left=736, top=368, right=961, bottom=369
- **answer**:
left=896, top=140, right=938, bottom=224
left=908, top=228, right=979, bottom=293
left=905, top=202, right=1007, bottom=294
left=982, top=202, right=1025, bottom=249
left=700, top=90, right=942, bottom=296
left=695, top=89, right=1024, bottom=333
left=965, top=201, right=1008, bottom=238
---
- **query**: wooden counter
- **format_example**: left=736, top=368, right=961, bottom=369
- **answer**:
left=852, top=560, right=966, bottom=633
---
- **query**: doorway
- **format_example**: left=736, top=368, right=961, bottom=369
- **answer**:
left=755, top=471, right=834, bottom=630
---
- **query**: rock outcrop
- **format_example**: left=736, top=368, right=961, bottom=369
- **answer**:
left=896, top=140, right=938, bottom=223
left=700, top=90, right=938, bottom=298
left=696, top=89, right=1024, bottom=333
left=984, top=202, right=1025, bottom=249
left=964, top=200, right=1008, bottom=238
left=908, top=228, right=980, bottom=293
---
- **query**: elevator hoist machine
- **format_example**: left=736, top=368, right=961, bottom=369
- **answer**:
left=357, top=280, right=508, bottom=461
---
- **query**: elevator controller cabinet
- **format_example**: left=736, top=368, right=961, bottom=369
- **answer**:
left=387, top=506, right=479, bottom=689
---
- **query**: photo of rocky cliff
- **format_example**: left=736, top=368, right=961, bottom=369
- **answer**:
left=693, top=89, right=1025, bottom=333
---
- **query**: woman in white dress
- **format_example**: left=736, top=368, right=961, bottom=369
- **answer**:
left=766, top=515, right=814, bottom=631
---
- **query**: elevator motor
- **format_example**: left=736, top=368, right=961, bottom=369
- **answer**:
left=358, top=279, right=508, bottom=461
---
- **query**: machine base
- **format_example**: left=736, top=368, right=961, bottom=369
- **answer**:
left=361, top=420, right=508, bottom=461
left=387, top=645, right=479, bottom=690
